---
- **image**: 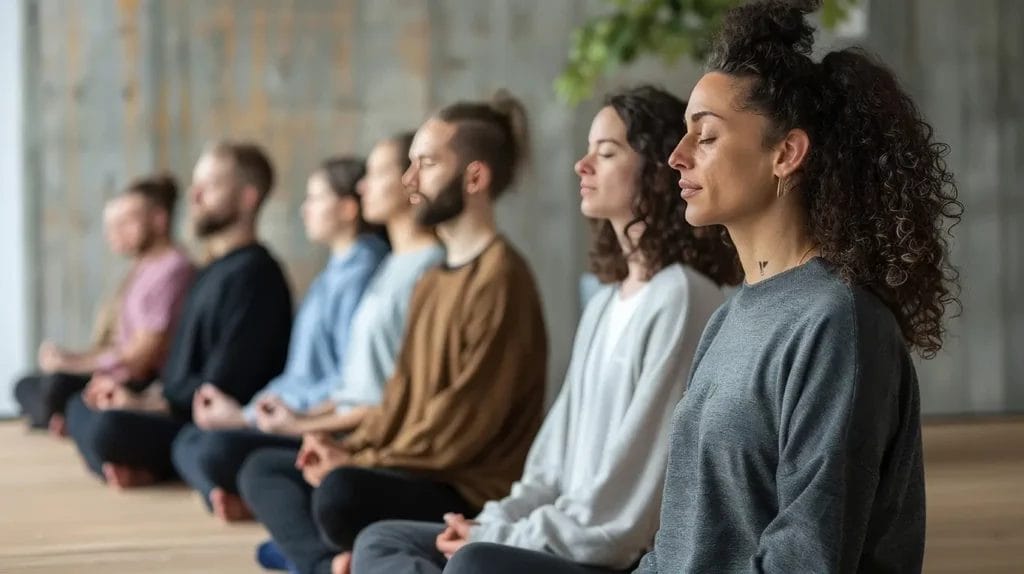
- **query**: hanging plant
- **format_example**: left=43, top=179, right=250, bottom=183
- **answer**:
left=555, top=0, right=860, bottom=104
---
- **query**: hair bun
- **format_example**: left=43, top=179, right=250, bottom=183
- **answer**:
left=715, top=0, right=817, bottom=61
left=488, top=89, right=531, bottom=166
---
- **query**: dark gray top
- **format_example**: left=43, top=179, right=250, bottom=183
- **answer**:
left=636, top=258, right=925, bottom=574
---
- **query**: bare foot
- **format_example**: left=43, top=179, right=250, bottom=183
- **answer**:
left=331, top=552, right=352, bottom=574
left=210, top=487, right=254, bottom=523
left=47, top=414, right=67, bottom=438
left=101, top=462, right=157, bottom=489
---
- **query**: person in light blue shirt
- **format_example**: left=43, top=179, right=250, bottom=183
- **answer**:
left=169, top=155, right=388, bottom=519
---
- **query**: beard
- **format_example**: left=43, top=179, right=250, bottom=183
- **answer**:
left=193, top=206, right=241, bottom=238
left=130, top=226, right=158, bottom=257
left=413, top=172, right=466, bottom=227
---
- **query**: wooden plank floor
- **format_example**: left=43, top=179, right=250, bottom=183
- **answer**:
left=0, top=419, right=1021, bottom=573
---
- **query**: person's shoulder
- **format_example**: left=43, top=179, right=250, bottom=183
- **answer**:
left=481, top=236, right=537, bottom=283
left=353, top=234, right=391, bottom=264
left=641, top=263, right=727, bottom=316
left=164, top=246, right=195, bottom=271
left=796, top=261, right=902, bottom=346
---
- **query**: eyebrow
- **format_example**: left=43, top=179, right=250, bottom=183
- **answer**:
left=689, top=110, right=724, bottom=123
left=593, top=138, right=624, bottom=147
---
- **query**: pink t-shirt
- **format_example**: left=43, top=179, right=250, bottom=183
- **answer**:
left=95, top=247, right=195, bottom=382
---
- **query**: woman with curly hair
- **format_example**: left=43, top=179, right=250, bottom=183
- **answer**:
left=637, top=1, right=962, bottom=573
left=346, top=85, right=741, bottom=574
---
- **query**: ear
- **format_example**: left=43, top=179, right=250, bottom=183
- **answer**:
left=338, top=196, right=361, bottom=223
left=772, top=127, right=810, bottom=179
left=241, top=185, right=262, bottom=212
left=151, top=209, right=170, bottom=235
left=463, top=160, right=493, bottom=197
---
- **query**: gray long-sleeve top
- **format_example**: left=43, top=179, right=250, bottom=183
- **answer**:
left=635, top=258, right=925, bottom=574
left=471, top=263, right=726, bottom=569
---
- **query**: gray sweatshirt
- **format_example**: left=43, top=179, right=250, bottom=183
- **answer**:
left=330, top=245, right=445, bottom=412
left=635, top=258, right=925, bottom=574
left=471, top=264, right=726, bottom=569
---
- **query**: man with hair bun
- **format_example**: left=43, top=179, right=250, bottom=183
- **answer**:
left=237, top=93, right=549, bottom=574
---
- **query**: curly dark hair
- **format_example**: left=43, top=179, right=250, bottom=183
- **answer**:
left=708, top=0, right=963, bottom=357
left=589, top=85, right=742, bottom=287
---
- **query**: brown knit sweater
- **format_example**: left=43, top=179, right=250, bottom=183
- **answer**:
left=344, top=236, right=548, bottom=508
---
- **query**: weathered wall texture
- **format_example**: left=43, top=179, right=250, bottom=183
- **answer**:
left=24, top=0, right=1022, bottom=414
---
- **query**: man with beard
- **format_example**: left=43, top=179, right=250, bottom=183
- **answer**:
left=65, top=141, right=293, bottom=489
left=237, top=93, right=549, bottom=574
left=14, top=174, right=194, bottom=436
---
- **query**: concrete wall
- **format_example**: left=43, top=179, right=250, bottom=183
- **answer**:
left=22, top=0, right=619, bottom=403
left=0, top=0, right=30, bottom=416
left=864, top=0, right=1024, bottom=414
left=18, top=0, right=1024, bottom=415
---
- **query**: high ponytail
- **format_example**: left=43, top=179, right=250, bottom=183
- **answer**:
left=807, top=49, right=962, bottom=356
left=710, top=0, right=962, bottom=357
left=436, top=90, right=532, bottom=198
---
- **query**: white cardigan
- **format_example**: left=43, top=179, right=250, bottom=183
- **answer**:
left=470, top=263, right=726, bottom=569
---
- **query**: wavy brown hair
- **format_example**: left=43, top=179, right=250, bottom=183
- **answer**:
left=589, top=85, right=742, bottom=287
left=708, top=0, right=963, bottom=357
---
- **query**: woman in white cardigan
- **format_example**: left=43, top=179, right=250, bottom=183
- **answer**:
left=344, top=86, right=742, bottom=574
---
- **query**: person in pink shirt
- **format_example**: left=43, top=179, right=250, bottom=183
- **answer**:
left=14, top=173, right=195, bottom=436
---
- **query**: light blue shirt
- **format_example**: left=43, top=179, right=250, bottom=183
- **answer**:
left=244, top=234, right=389, bottom=421
left=331, top=244, right=445, bottom=413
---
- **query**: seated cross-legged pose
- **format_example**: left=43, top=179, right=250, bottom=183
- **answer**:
left=350, top=86, right=742, bottom=574
left=172, top=137, right=441, bottom=522
left=65, top=141, right=294, bottom=489
left=237, top=92, right=549, bottom=574
left=15, top=175, right=194, bottom=436
left=250, top=133, right=444, bottom=440
left=632, top=2, right=962, bottom=572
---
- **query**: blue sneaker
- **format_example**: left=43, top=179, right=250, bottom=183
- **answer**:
left=255, top=539, right=297, bottom=572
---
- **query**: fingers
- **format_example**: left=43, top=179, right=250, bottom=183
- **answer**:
left=443, top=513, right=473, bottom=537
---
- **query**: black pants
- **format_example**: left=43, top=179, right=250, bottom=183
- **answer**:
left=237, top=448, right=478, bottom=574
left=171, top=424, right=301, bottom=502
left=14, top=372, right=91, bottom=428
left=65, top=393, right=185, bottom=480
left=352, top=520, right=625, bottom=574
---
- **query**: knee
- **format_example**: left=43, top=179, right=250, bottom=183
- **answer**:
left=89, top=411, right=128, bottom=461
left=237, top=448, right=288, bottom=502
left=13, top=376, right=36, bottom=404
left=313, top=467, right=371, bottom=549
left=352, top=520, right=433, bottom=563
left=445, top=543, right=507, bottom=574
left=186, top=429, right=235, bottom=475
left=352, top=520, right=398, bottom=558
left=65, top=392, right=88, bottom=423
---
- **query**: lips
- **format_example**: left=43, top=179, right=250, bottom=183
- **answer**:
left=678, top=179, right=702, bottom=199
left=579, top=184, right=596, bottom=196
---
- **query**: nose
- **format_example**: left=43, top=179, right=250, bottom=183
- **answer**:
left=401, top=164, right=418, bottom=191
left=574, top=153, right=593, bottom=177
left=668, top=133, right=694, bottom=172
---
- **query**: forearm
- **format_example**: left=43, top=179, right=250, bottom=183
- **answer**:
left=58, top=347, right=114, bottom=374
left=304, top=400, right=338, bottom=417
left=292, top=406, right=368, bottom=434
